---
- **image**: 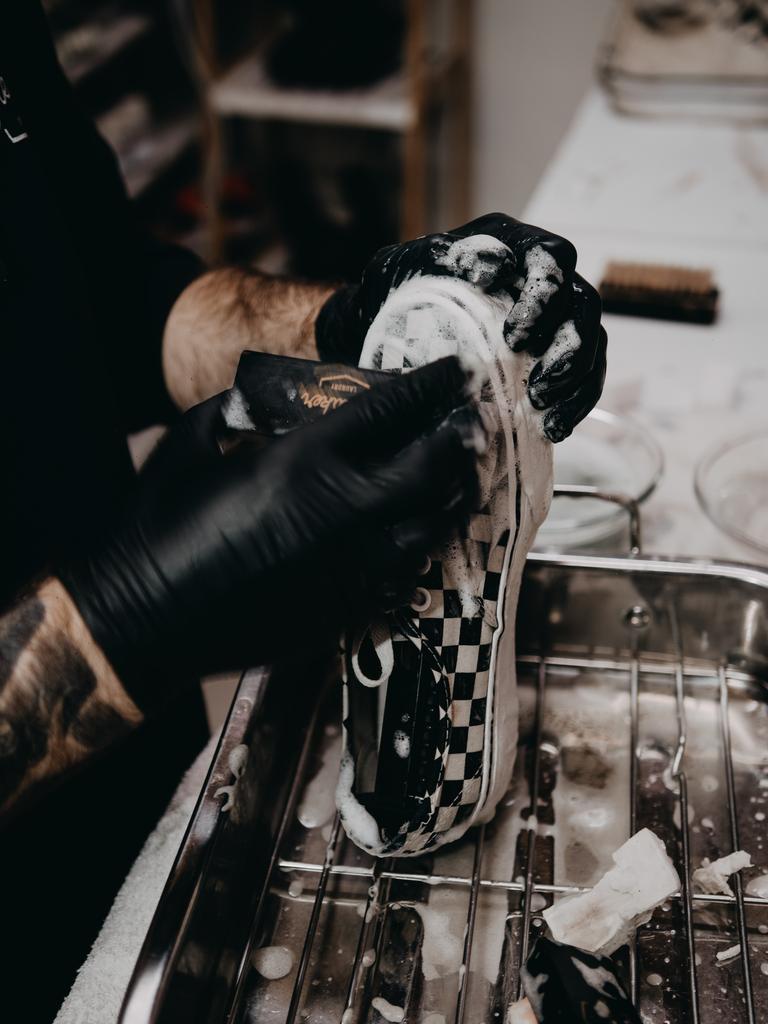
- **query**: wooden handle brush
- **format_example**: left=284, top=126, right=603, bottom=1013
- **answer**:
left=599, top=260, right=719, bottom=324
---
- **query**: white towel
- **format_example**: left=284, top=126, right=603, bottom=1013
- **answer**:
left=55, top=734, right=218, bottom=1024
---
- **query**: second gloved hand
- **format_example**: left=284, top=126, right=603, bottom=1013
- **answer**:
left=316, top=212, right=607, bottom=442
left=59, top=358, right=479, bottom=708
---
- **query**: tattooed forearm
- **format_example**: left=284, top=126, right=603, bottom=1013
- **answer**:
left=0, top=579, right=142, bottom=814
left=162, top=266, right=335, bottom=410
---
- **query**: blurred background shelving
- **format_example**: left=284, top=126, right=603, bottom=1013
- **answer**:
left=44, top=0, right=474, bottom=280
left=45, top=0, right=203, bottom=242
left=45, top=0, right=616, bottom=282
left=188, top=0, right=473, bottom=274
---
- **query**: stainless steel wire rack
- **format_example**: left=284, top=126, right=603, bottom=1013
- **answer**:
left=120, top=498, right=768, bottom=1024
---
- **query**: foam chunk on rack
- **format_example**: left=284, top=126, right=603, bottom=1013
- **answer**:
left=543, top=828, right=680, bottom=955
left=692, top=850, right=752, bottom=898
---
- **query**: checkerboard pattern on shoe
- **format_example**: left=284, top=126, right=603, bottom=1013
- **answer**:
left=346, top=518, right=513, bottom=855
left=336, top=272, right=551, bottom=858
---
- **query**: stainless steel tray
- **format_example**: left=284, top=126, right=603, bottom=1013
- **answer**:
left=120, top=530, right=768, bottom=1023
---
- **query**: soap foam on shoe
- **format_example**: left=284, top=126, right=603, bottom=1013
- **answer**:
left=336, top=257, right=553, bottom=857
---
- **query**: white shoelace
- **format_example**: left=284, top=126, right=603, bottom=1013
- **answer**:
left=350, top=617, right=395, bottom=688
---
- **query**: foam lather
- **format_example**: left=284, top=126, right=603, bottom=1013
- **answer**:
left=337, top=260, right=555, bottom=857
left=543, top=828, right=681, bottom=956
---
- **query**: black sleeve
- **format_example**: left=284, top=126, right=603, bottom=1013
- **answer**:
left=1, top=0, right=204, bottom=431
left=103, top=235, right=205, bottom=432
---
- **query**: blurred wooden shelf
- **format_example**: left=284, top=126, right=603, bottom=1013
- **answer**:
left=118, top=114, right=199, bottom=198
left=194, top=0, right=473, bottom=254
left=56, top=6, right=152, bottom=85
left=209, top=53, right=415, bottom=131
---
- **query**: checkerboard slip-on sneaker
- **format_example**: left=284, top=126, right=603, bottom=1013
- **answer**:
left=335, top=265, right=554, bottom=858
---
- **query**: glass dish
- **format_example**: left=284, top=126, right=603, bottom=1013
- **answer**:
left=536, top=408, right=663, bottom=551
left=695, top=428, right=768, bottom=556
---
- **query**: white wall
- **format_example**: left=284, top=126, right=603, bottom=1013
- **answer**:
left=471, top=0, right=614, bottom=218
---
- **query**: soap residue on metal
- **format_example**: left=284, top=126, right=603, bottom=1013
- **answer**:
left=746, top=874, right=768, bottom=899
left=297, top=730, right=342, bottom=830
left=213, top=743, right=250, bottom=812
left=407, top=903, right=463, bottom=981
left=252, top=945, right=294, bottom=980
left=692, top=850, right=752, bottom=897
left=371, top=995, right=405, bottom=1022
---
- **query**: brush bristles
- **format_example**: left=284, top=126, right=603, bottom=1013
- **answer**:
left=599, top=260, right=719, bottom=324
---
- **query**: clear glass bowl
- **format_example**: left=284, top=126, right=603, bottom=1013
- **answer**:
left=536, top=408, right=664, bottom=551
left=695, top=428, right=768, bottom=555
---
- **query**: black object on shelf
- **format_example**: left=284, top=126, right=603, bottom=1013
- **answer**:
left=266, top=0, right=405, bottom=89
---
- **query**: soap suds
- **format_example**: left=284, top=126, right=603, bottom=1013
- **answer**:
left=535, top=318, right=581, bottom=378
left=507, top=998, right=537, bottom=1024
left=213, top=743, right=250, bottom=813
left=433, top=233, right=513, bottom=289
left=336, top=755, right=384, bottom=854
left=297, top=731, right=341, bottom=829
left=393, top=729, right=411, bottom=759
left=252, top=945, right=294, bottom=980
left=521, top=970, right=548, bottom=1023
left=543, top=828, right=680, bottom=955
left=572, top=958, right=624, bottom=997
left=746, top=874, right=768, bottom=899
left=693, top=850, right=752, bottom=896
left=214, top=784, right=235, bottom=812
left=371, top=996, right=405, bottom=1022
left=228, top=744, right=248, bottom=778
left=222, top=387, right=256, bottom=431
left=504, top=245, right=564, bottom=348
left=408, top=903, right=463, bottom=981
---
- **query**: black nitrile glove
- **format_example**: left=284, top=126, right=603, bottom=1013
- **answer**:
left=521, top=937, right=640, bottom=1023
left=316, top=213, right=607, bottom=442
left=59, top=358, right=479, bottom=710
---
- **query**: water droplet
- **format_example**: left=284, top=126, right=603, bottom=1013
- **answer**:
left=647, top=973, right=663, bottom=986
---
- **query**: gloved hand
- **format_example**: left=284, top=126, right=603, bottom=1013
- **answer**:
left=59, top=358, right=479, bottom=709
left=316, top=213, right=607, bottom=442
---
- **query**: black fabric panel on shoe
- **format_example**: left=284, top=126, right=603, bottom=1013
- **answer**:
left=356, top=631, right=383, bottom=682
left=374, top=641, right=445, bottom=835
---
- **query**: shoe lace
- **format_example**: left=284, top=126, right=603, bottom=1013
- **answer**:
left=350, top=608, right=446, bottom=689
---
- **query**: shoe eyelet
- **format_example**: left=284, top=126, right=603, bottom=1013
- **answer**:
left=410, top=587, right=431, bottom=612
left=417, top=556, right=432, bottom=576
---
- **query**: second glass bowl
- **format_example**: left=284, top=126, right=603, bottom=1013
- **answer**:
left=695, top=428, right=768, bottom=556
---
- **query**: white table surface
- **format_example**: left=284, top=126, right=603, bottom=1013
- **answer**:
left=56, top=85, right=768, bottom=1023
left=526, top=88, right=768, bottom=565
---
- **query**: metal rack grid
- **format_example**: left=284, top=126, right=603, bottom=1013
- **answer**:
left=229, top=635, right=768, bottom=1023
left=120, top=548, right=768, bottom=1024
